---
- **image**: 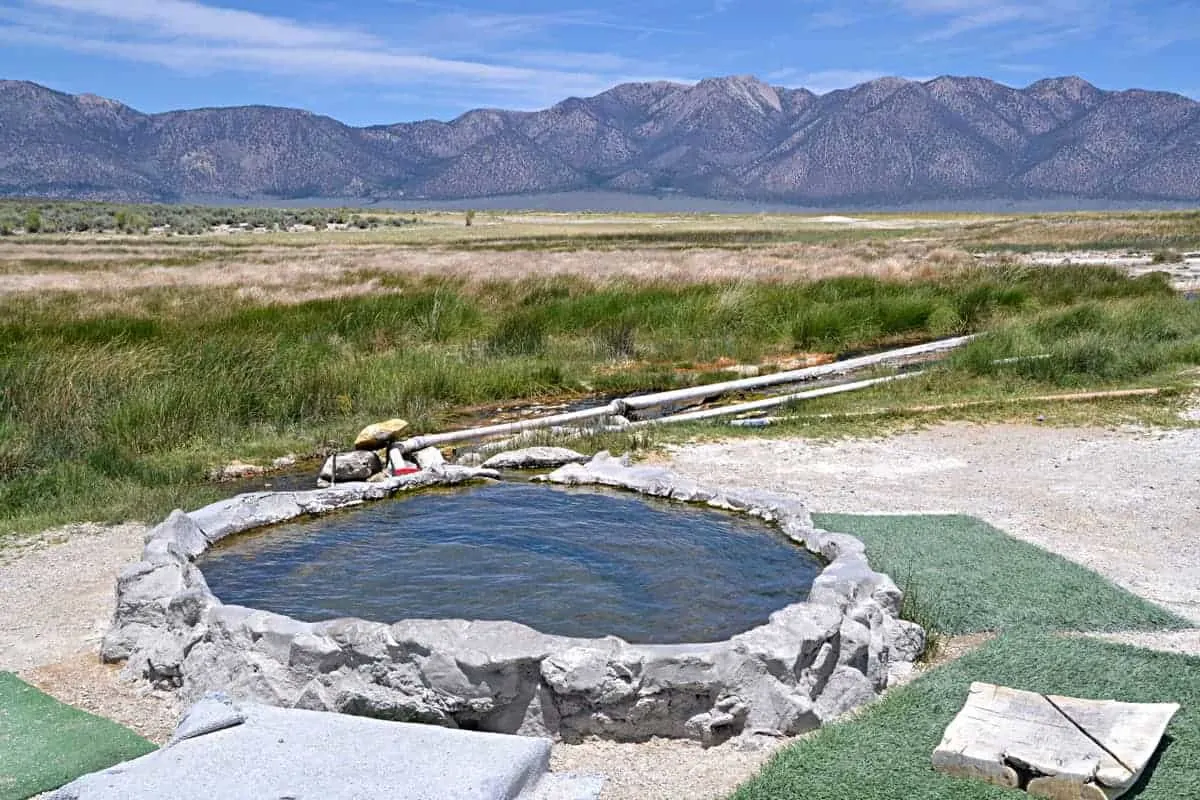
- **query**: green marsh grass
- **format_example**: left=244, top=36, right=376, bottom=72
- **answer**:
left=1, top=265, right=1198, bottom=535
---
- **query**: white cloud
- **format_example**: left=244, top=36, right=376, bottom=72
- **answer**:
left=1, top=26, right=608, bottom=92
left=28, top=0, right=372, bottom=47
left=5, top=0, right=693, bottom=110
left=891, top=0, right=1105, bottom=42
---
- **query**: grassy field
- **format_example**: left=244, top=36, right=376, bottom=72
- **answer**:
left=732, top=513, right=1194, bottom=800
left=0, top=672, right=156, bottom=800
left=0, top=208, right=1198, bottom=536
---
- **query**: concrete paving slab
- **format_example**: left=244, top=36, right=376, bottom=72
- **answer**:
left=50, top=695, right=601, bottom=800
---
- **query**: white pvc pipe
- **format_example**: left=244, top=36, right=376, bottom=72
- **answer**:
left=618, top=334, right=974, bottom=410
left=396, top=400, right=625, bottom=452
left=394, top=334, right=974, bottom=451
left=629, top=373, right=920, bottom=427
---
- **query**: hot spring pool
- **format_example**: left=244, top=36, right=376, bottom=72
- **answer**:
left=198, top=481, right=823, bottom=643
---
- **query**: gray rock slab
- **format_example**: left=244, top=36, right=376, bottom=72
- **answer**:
left=167, top=692, right=245, bottom=745
left=52, top=700, right=585, bottom=800
left=524, top=773, right=606, bottom=800
left=144, top=510, right=209, bottom=560
left=483, top=447, right=590, bottom=470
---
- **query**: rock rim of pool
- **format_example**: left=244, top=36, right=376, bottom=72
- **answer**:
left=102, top=452, right=925, bottom=747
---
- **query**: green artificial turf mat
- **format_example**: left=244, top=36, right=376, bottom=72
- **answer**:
left=0, top=672, right=156, bottom=800
left=732, top=631, right=1199, bottom=800
left=811, top=513, right=1187, bottom=635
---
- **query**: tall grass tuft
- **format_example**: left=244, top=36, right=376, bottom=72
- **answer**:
left=487, top=309, right=548, bottom=356
left=898, top=579, right=944, bottom=663
left=956, top=294, right=1200, bottom=386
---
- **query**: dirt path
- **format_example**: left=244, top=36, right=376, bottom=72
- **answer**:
left=2, top=422, right=1197, bottom=798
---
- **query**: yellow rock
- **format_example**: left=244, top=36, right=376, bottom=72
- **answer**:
left=353, top=418, right=409, bottom=450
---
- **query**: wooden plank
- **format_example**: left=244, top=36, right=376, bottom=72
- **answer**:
left=932, top=682, right=1179, bottom=800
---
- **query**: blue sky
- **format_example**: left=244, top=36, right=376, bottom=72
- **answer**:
left=1, top=0, right=1197, bottom=125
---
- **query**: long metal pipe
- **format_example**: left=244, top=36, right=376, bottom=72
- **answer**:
left=395, top=334, right=975, bottom=452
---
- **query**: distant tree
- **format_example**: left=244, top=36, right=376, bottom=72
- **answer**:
left=127, top=214, right=150, bottom=234
left=24, top=209, right=41, bottom=233
left=0, top=221, right=12, bottom=237
left=465, top=209, right=476, bottom=227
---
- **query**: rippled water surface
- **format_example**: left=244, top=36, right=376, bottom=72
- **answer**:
left=198, top=482, right=822, bottom=643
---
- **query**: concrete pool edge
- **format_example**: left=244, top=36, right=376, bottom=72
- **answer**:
left=102, top=453, right=926, bottom=746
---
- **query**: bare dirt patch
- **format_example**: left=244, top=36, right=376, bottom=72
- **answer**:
left=1010, top=250, right=1200, bottom=291
left=19, top=655, right=181, bottom=744
left=1079, top=629, right=1200, bottom=656
left=551, top=736, right=788, bottom=800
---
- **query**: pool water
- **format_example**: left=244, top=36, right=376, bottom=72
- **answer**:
left=198, top=482, right=822, bottom=644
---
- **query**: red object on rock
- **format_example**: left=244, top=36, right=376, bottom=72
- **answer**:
left=392, top=466, right=421, bottom=476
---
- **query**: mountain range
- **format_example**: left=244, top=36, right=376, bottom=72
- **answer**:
left=1, top=75, right=1198, bottom=205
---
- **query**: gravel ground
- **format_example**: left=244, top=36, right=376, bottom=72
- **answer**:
left=0, top=522, right=184, bottom=743
left=551, top=737, right=786, bottom=800
left=0, top=523, right=147, bottom=672
left=2, top=422, right=1197, bottom=798
left=668, top=422, right=1200, bottom=625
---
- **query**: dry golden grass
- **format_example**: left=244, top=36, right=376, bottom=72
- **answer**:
left=2, top=210, right=1195, bottom=312
left=0, top=239, right=977, bottom=309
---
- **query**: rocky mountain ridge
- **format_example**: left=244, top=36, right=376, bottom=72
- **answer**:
left=1, top=75, right=1197, bottom=204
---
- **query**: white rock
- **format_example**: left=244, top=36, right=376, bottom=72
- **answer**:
left=482, top=447, right=590, bottom=470
left=413, top=447, right=446, bottom=470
